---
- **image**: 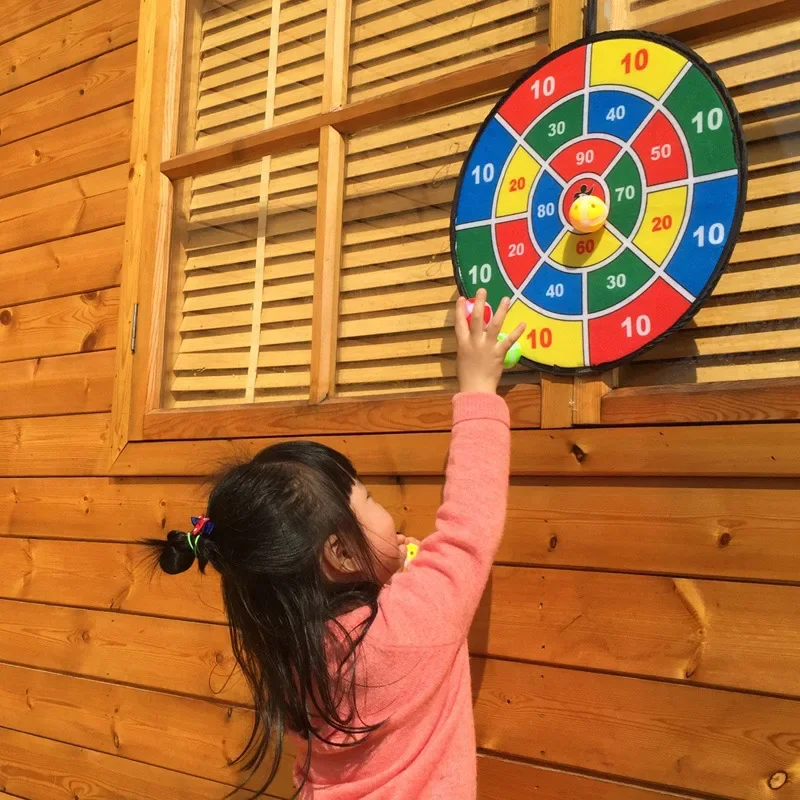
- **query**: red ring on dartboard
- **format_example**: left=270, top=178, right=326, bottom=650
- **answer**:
left=451, top=31, right=747, bottom=374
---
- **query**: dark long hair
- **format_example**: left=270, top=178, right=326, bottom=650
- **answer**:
left=144, top=441, right=382, bottom=796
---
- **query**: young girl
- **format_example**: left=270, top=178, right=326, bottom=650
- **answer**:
left=146, top=290, right=524, bottom=799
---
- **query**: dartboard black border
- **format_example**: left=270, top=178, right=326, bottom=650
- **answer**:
left=449, top=29, right=748, bottom=376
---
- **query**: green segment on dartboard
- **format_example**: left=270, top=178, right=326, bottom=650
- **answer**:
left=605, top=153, right=642, bottom=238
left=665, top=67, right=737, bottom=176
left=454, top=226, right=512, bottom=310
left=525, top=96, right=584, bottom=160
left=587, top=249, right=654, bottom=313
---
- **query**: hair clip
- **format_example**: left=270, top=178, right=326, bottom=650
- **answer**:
left=191, top=516, right=214, bottom=536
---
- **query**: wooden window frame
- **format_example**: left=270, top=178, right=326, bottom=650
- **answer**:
left=111, top=0, right=798, bottom=468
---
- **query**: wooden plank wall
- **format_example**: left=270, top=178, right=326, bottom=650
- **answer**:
left=2, top=2, right=800, bottom=800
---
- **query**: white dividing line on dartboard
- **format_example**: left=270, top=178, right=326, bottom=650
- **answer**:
left=581, top=270, right=590, bottom=366
left=643, top=168, right=740, bottom=195
left=601, top=61, right=693, bottom=182
left=604, top=219, right=696, bottom=304
left=494, top=114, right=567, bottom=188
left=454, top=212, right=529, bottom=231
left=510, top=223, right=570, bottom=311
left=583, top=43, right=592, bottom=137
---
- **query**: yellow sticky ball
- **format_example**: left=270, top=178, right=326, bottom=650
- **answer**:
left=569, top=195, right=609, bottom=234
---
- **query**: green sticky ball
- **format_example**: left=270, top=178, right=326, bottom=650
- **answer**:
left=497, top=333, right=522, bottom=369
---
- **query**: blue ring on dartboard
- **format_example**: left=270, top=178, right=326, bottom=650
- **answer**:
left=450, top=30, right=747, bottom=374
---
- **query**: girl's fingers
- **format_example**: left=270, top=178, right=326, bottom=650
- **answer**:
left=498, top=321, right=527, bottom=352
left=471, top=288, right=488, bottom=334
left=454, top=296, right=470, bottom=344
left=487, top=296, right=511, bottom=338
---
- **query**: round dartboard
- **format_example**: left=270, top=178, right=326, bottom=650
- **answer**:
left=451, top=31, right=747, bottom=373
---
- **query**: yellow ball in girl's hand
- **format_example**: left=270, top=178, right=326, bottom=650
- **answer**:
left=569, top=195, right=609, bottom=234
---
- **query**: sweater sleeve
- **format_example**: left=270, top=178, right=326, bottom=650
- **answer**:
left=373, top=392, right=511, bottom=645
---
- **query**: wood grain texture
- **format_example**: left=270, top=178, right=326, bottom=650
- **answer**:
left=4, top=476, right=799, bottom=581
left=0, top=104, right=132, bottom=200
left=0, top=288, right=118, bottom=363
left=0, top=350, right=114, bottom=419
left=602, top=379, right=800, bottom=425
left=1, top=0, right=97, bottom=45
left=0, top=662, right=295, bottom=794
left=0, top=0, right=138, bottom=93
left=471, top=567, right=800, bottom=696
left=473, top=658, right=800, bottom=800
left=0, top=537, right=225, bottom=621
left=0, top=477, right=206, bottom=541
left=0, top=597, right=245, bottom=702
left=114, top=423, right=800, bottom=477
left=0, top=725, right=284, bottom=800
left=0, top=43, right=136, bottom=146
left=0, top=414, right=111, bottom=476
left=477, top=756, right=692, bottom=800
left=112, top=0, right=184, bottom=460
left=0, top=226, right=123, bottom=307
left=0, top=165, right=127, bottom=255
left=142, top=383, right=541, bottom=439
left=6, top=537, right=800, bottom=696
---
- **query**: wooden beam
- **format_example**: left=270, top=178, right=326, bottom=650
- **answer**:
left=601, top=378, right=800, bottom=425
left=309, top=126, right=346, bottom=403
left=0, top=725, right=287, bottom=800
left=0, top=597, right=243, bottom=702
left=0, top=43, right=137, bottom=146
left=0, top=0, right=138, bottom=94
left=473, top=657, right=800, bottom=800
left=477, top=755, right=696, bottom=800
left=4, top=476, right=800, bottom=585
left=112, top=422, right=800, bottom=478
left=141, top=383, right=542, bottom=439
left=0, top=289, right=119, bottom=364
left=0, top=477, right=205, bottom=541
left=631, top=0, right=791, bottom=34
left=0, top=414, right=111, bottom=476
left=0, top=227, right=123, bottom=308
left=0, top=104, right=133, bottom=200
left=112, top=0, right=184, bottom=461
left=0, top=662, right=295, bottom=794
left=573, top=370, right=618, bottom=425
left=161, top=43, right=548, bottom=180
left=470, top=566, right=800, bottom=697
left=7, top=538, right=800, bottom=698
left=0, top=351, right=114, bottom=420
left=309, top=0, right=351, bottom=403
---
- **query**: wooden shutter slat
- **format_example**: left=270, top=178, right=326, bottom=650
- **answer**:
left=642, top=327, right=800, bottom=362
left=339, top=331, right=457, bottom=363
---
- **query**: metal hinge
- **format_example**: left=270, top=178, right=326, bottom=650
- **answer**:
left=130, top=303, right=139, bottom=353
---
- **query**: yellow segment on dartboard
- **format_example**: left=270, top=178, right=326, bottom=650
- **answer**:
left=551, top=227, right=622, bottom=268
left=496, top=148, right=540, bottom=217
left=590, top=39, right=687, bottom=99
left=504, top=298, right=585, bottom=369
left=633, top=186, right=688, bottom=265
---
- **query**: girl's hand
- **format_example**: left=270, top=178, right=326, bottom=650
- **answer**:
left=455, top=289, right=526, bottom=395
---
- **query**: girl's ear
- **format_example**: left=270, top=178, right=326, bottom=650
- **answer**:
left=323, top=535, right=359, bottom=576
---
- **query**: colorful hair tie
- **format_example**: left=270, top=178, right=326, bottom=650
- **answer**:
left=186, top=532, right=200, bottom=556
left=191, top=516, right=214, bottom=536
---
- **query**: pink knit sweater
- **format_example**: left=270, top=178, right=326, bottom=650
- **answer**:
left=298, top=392, right=511, bottom=799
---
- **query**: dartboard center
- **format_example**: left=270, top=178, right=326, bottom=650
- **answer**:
left=560, top=174, right=610, bottom=237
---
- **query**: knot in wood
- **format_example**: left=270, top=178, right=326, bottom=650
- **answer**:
left=570, top=443, right=586, bottom=463
left=718, top=532, right=732, bottom=547
left=548, top=535, right=558, bottom=550
left=81, top=332, right=98, bottom=352
left=0, top=309, right=12, bottom=325
left=769, top=772, right=788, bottom=790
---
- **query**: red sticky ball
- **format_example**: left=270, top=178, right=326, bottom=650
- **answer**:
left=465, top=297, right=493, bottom=326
